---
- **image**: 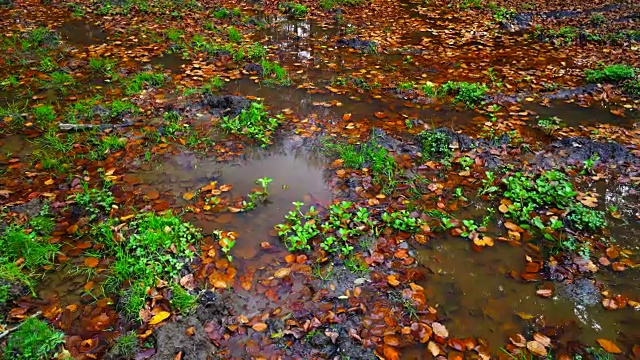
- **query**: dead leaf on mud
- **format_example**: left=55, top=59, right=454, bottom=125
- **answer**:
left=149, top=311, right=171, bottom=325
left=509, top=333, right=526, bottom=347
left=274, top=268, right=291, bottom=278
left=533, top=333, right=551, bottom=347
left=182, top=192, right=195, bottom=201
left=432, top=322, right=448, bottom=338
left=84, top=257, right=99, bottom=268
left=427, top=341, right=441, bottom=356
left=597, top=338, right=622, bottom=353
left=252, top=322, right=268, bottom=332
left=387, top=275, right=400, bottom=286
left=527, top=341, right=547, bottom=356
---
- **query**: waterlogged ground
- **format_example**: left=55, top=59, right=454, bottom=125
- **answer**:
left=0, top=0, right=639, bottom=359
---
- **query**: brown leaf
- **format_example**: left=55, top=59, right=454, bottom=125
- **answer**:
left=597, top=338, right=622, bottom=354
left=185, top=327, right=195, bottom=336
left=383, top=334, right=401, bottom=346
left=387, top=275, right=400, bottom=286
left=432, top=322, right=448, bottom=338
left=526, top=341, right=547, bottom=356
left=66, top=224, right=78, bottom=234
left=274, top=268, right=291, bottom=278
left=84, top=257, right=99, bottom=268
left=509, top=333, right=526, bottom=347
left=533, top=333, right=551, bottom=347
left=252, top=322, right=268, bottom=332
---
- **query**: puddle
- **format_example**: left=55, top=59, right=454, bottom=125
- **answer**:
left=0, top=134, right=34, bottom=158
left=134, top=138, right=332, bottom=260
left=150, top=53, right=189, bottom=73
left=58, top=20, right=107, bottom=46
left=525, top=101, right=639, bottom=128
left=413, top=209, right=640, bottom=353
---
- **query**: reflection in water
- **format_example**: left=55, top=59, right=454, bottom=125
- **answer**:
left=135, top=139, right=332, bottom=260
left=58, top=20, right=107, bottom=46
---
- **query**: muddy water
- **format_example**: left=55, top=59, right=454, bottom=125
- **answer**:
left=58, top=20, right=107, bottom=46
left=525, top=100, right=639, bottom=128
left=135, top=138, right=332, bottom=260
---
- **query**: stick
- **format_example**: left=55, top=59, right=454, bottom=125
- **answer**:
left=58, top=121, right=134, bottom=131
left=0, top=311, right=43, bottom=340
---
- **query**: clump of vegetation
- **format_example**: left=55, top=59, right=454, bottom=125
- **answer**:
left=2, top=317, right=64, bottom=360
left=319, top=0, right=363, bottom=9
left=70, top=182, right=115, bottom=219
left=501, top=170, right=606, bottom=234
left=585, top=64, right=636, bottom=83
left=440, top=81, right=488, bottom=107
left=260, top=59, right=291, bottom=85
left=227, top=26, right=242, bottom=43
left=325, top=137, right=396, bottom=188
left=109, top=99, right=137, bottom=118
left=536, top=116, right=564, bottom=136
left=492, top=7, right=515, bottom=22
left=278, top=2, right=309, bottom=18
left=108, top=332, right=138, bottom=359
left=23, top=27, right=60, bottom=49
left=417, top=130, right=452, bottom=161
left=99, top=212, right=202, bottom=318
left=124, top=71, right=165, bottom=95
left=219, top=102, right=281, bottom=147
left=32, top=105, right=56, bottom=128
left=89, top=56, right=116, bottom=75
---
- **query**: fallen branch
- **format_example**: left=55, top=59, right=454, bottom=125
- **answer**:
left=58, top=121, right=134, bottom=131
left=0, top=311, right=43, bottom=340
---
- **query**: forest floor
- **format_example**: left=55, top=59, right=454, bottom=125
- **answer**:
left=0, top=0, right=639, bottom=359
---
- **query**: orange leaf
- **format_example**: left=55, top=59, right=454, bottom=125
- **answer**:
left=527, top=341, right=547, bottom=357
left=597, top=338, right=622, bottom=354
left=387, top=275, right=400, bottom=286
left=252, top=322, right=268, bottom=332
left=149, top=311, right=171, bottom=325
left=44, top=178, right=54, bottom=185
left=84, top=257, right=99, bottom=268
left=342, top=113, right=352, bottom=121
left=66, top=224, right=78, bottom=234
left=182, top=192, right=195, bottom=201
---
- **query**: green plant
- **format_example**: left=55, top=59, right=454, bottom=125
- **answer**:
left=537, top=116, right=564, bottom=136
left=344, top=255, right=369, bottom=275
left=109, top=99, right=136, bottom=118
left=0, top=75, right=20, bottom=89
left=125, top=72, right=165, bottom=95
left=90, top=134, right=127, bottom=159
left=417, top=130, right=452, bottom=161
left=397, top=81, right=415, bottom=91
left=109, top=332, right=138, bottom=359
left=458, top=156, right=473, bottom=170
left=49, top=71, right=74, bottom=89
left=421, top=82, right=438, bottom=97
left=566, top=205, right=606, bottom=232
left=440, top=81, right=488, bottom=107
left=623, top=78, right=640, bottom=96
left=478, top=171, right=498, bottom=196
left=278, top=2, right=309, bottom=18
left=260, top=60, right=291, bottom=85
left=493, top=7, right=515, bottom=22
left=2, top=318, right=64, bottom=360
left=220, top=102, right=281, bottom=147
left=1, top=224, right=59, bottom=271
left=227, top=26, right=242, bottom=43
left=590, top=13, right=606, bottom=26
left=585, top=64, right=636, bottom=83
left=32, top=105, right=56, bottom=128
left=170, top=284, right=198, bottom=313
left=105, top=212, right=202, bottom=318
left=38, top=57, right=57, bottom=72
left=382, top=210, right=424, bottom=233
left=89, top=57, right=116, bottom=75
left=256, top=177, right=273, bottom=195
left=164, top=28, right=183, bottom=42
left=70, top=182, right=114, bottom=219
left=275, top=202, right=319, bottom=252
left=247, top=42, right=267, bottom=61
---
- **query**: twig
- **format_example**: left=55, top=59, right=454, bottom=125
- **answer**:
left=58, top=121, right=134, bottom=131
left=0, top=310, right=43, bottom=340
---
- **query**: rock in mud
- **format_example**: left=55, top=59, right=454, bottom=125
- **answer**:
left=500, top=13, right=533, bottom=31
left=295, top=317, right=377, bottom=360
left=195, top=290, right=230, bottom=324
left=152, top=316, right=216, bottom=360
left=0, top=279, right=29, bottom=319
left=557, top=278, right=602, bottom=307
left=201, top=95, right=251, bottom=119
left=372, top=128, right=420, bottom=155
left=539, top=137, right=639, bottom=170
left=243, top=63, right=264, bottom=76
left=336, top=38, right=377, bottom=52
left=8, top=198, right=44, bottom=218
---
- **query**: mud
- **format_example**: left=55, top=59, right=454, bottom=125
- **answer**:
left=335, top=38, right=377, bottom=52
left=538, top=136, right=640, bottom=171
left=557, top=278, right=602, bottom=307
left=7, top=198, right=44, bottom=219
left=243, top=63, right=264, bottom=76
left=152, top=316, right=217, bottom=360
left=200, top=95, right=251, bottom=119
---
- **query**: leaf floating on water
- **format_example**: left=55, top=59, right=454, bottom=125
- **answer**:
left=597, top=338, right=622, bottom=354
left=149, top=311, right=171, bottom=325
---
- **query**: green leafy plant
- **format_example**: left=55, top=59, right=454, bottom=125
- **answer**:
left=537, top=116, right=564, bottom=136
left=278, top=2, right=309, bottom=18
left=275, top=201, right=319, bottom=252
left=227, top=26, right=242, bottom=43
left=220, top=102, right=281, bottom=147
left=70, top=182, right=114, bottom=219
left=125, top=71, right=165, bottom=95
left=493, top=7, right=515, bottom=22
left=417, top=130, right=452, bottom=161
left=32, top=105, right=56, bottom=128
left=440, top=81, right=488, bottom=107
left=382, top=210, right=424, bottom=233
left=2, top=318, right=64, bottom=360
left=169, top=284, right=198, bottom=313
left=585, top=64, right=636, bottom=83
left=108, top=331, right=138, bottom=359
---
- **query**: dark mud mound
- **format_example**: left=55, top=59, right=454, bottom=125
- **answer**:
left=300, top=317, right=377, bottom=360
left=152, top=316, right=217, bottom=360
left=558, top=278, right=602, bottom=307
left=201, top=95, right=251, bottom=119
left=336, top=37, right=377, bottom=52
left=243, top=63, right=264, bottom=76
left=372, top=128, right=419, bottom=155
left=538, top=137, right=639, bottom=170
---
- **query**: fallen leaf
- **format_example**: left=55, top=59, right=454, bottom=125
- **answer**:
left=84, top=257, right=99, bottom=268
left=527, top=341, right=547, bottom=356
left=182, top=192, right=195, bottom=201
left=597, top=338, right=622, bottom=354
left=274, top=268, right=291, bottom=278
left=427, top=341, right=440, bottom=356
left=387, top=275, right=400, bottom=286
left=432, top=322, right=448, bottom=338
left=149, top=311, right=170, bottom=325
left=44, top=178, right=54, bottom=185
left=252, top=322, right=268, bottom=332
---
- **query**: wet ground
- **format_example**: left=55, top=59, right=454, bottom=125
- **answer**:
left=0, top=0, right=639, bottom=358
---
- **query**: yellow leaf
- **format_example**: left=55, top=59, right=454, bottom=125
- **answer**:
left=274, top=268, right=291, bottom=279
left=44, top=178, right=54, bottom=185
left=597, top=339, right=622, bottom=354
left=149, top=311, right=170, bottom=325
left=183, top=192, right=195, bottom=201
left=252, top=322, right=268, bottom=332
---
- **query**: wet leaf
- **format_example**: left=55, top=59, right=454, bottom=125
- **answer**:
left=597, top=338, right=622, bottom=354
left=509, top=333, right=526, bottom=347
left=44, top=178, right=54, bottom=185
left=526, top=341, right=547, bottom=356
left=427, top=341, right=440, bottom=356
left=432, top=322, right=448, bottom=338
left=383, top=334, right=401, bottom=346
left=182, top=192, right=195, bottom=201
left=149, top=311, right=170, bottom=325
left=84, top=257, right=99, bottom=268
left=252, top=322, right=268, bottom=332
left=533, top=333, right=551, bottom=347
left=274, top=268, right=291, bottom=278
left=387, top=275, right=400, bottom=286
left=606, top=247, right=620, bottom=259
